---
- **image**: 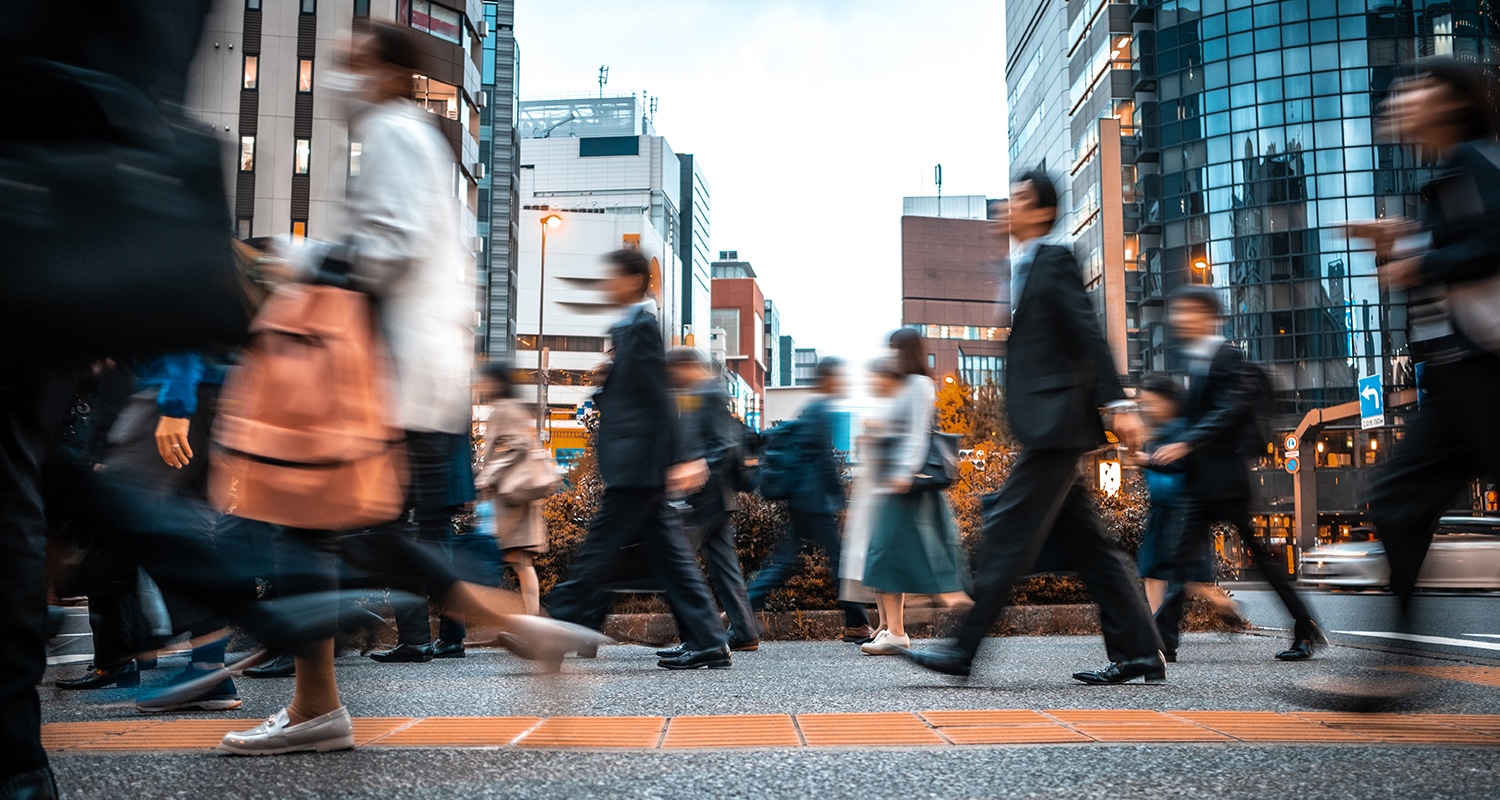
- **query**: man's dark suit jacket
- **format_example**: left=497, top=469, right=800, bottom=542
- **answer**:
left=675, top=377, right=740, bottom=514
left=594, top=304, right=677, bottom=490
left=1177, top=341, right=1253, bottom=502
left=1004, top=244, right=1127, bottom=449
left=788, top=397, right=845, bottom=517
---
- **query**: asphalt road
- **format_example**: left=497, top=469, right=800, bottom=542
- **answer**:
left=1230, top=584, right=1500, bottom=661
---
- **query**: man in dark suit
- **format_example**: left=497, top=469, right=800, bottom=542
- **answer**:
left=1150, top=286, right=1320, bottom=661
left=903, top=170, right=1164, bottom=683
left=746, top=358, right=872, bottom=641
left=544, top=249, right=731, bottom=670
left=658, top=348, right=759, bottom=652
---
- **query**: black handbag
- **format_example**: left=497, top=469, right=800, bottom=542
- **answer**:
left=909, top=430, right=961, bottom=492
left=0, top=59, right=250, bottom=361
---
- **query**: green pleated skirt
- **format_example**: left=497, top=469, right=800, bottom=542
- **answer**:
left=862, top=489, right=967, bottom=594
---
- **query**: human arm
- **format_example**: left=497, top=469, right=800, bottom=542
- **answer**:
left=1411, top=143, right=1500, bottom=287
left=887, top=379, right=934, bottom=492
left=1040, top=247, right=1128, bottom=408
left=1164, top=347, right=1252, bottom=458
left=152, top=352, right=203, bottom=468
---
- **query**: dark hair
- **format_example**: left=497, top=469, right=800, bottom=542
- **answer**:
left=815, top=356, right=845, bottom=381
left=1012, top=168, right=1060, bottom=229
left=479, top=359, right=515, bottom=399
left=871, top=356, right=902, bottom=377
left=1410, top=57, right=1500, bottom=141
left=606, top=248, right=652, bottom=297
left=1169, top=284, right=1223, bottom=317
left=365, top=21, right=419, bottom=71
left=665, top=347, right=706, bottom=367
left=887, top=328, right=930, bottom=378
left=1138, top=373, right=1184, bottom=406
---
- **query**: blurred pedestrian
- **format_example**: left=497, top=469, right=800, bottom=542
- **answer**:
left=1150, top=286, right=1320, bottom=661
left=543, top=249, right=731, bottom=670
left=902, top=170, right=1163, bottom=683
left=656, top=348, right=759, bottom=654
left=860, top=333, right=970, bottom=656
left=474, top=361, right=549, bottom=616
left=1349, top=59, right=1500, bottom=639
left=750, top=357, right=874, bottom=644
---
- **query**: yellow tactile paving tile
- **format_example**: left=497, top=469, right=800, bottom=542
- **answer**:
left=796, top=713, right=947, bottom=746
left=1166, top=711, right=1372, bottom=743
left=1391, top=665, right=1500, bottom=688
left=1291, top=713, right=1500, bottom=746
left=661, top=714, right=803, bottom=748
left=72, top=719, right=247, bottom=751
left=939, top=726, right=1095, bottom=745
left=372, top=716, right=541, bottom=748
left=516, top=716, right=666, bottom=748
left=920, top=710, right=1055, bottom=726
left=351, top=717, right=421, bottom=746
left=1043, top=710, right=1229, bottom=742
left=39, top=721, right=159, bottom=751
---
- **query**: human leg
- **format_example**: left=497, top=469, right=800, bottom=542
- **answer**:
left=504, top=550, right=541, bottom=616
left=1050, top=484, right=1163, bottom=664
left=545, top=488, right=649, bottom=629
left=697, top=511, right=758, bottom=643
left=799, top=512, right=871, bottom=629
left=642, top=494, right=729, bottom=653
left=745, top=519, right=808, bottom=611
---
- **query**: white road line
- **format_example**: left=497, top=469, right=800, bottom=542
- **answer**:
left=1334, top=630, right=1500, bottom=652
left=1464, top=633, right=1500, bottom=640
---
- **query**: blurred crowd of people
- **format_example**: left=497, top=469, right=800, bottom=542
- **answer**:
left=4, top=2, right=1500, bottom=797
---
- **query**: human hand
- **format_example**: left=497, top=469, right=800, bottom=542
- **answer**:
left=1110, top=412, right=1147, bottom=451
left=667, top=459, right=709, bottom=496
left=1150, top=442, right=1192, bottom=466
left=155, top=416, right=193, bottom=469
left=886, top=475, right=913, bottom=494
left=1344, top=219, right=1416, bottom=260
left=1379, top=257, right=1424, bottom=290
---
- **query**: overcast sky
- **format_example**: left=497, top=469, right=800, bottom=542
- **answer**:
left=515, top=0, right=1008, bottom=364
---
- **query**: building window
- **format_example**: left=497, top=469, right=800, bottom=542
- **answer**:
left=297, top=59, right=313, bottom=93
left=348, top=141, right=362, bottom=176
left=242, top=55, right=258, bottom=90
left=239, top=136, right=255, bottom=172
left=292, top=220, right=308, bottom=239
left=236, top=218, right=252, bottom=239
left=353, top=0, right=369, bottom=16
left=300, top=0, right=316, bottom=14
left=408, top=1, right=462, bottom=44
left=579, top=136, right=640, bottom=157
left=927, top=353, right=936, bottom=369
left=246, top=0, right=261, bottom=9
left=294, top=138, right=311, bottom=175
left=711, top=308, right=741, bottom=357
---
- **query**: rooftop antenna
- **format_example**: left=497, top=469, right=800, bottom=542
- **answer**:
left=934, top=163, right=944, bottom=217
left=649, top=95, right=659, bottom=120
left=598, top=65, right=609, bottom=97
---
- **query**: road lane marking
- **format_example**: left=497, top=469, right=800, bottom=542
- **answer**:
left=1464, top=634, right=1500, bottom=640
left=1333, top=630, right=1500, bottom=652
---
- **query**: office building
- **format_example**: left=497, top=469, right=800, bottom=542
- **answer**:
left=679, top=153, right=713, bottom=352
left=792, top=347, right=820, bottom=387
left=763, top=299, right=783, bottom=388
left=478, top=0, right=521, bottom=358
left=188, top=0, right=485, bottom=271
left=902, top=195, right=991, bottom=220
left=900, top=204, right=1007, bottom=386
left=1006, top=0, right=1074, bottom=230
left=778, top=335, right=796, bottom=387
left=710, top=251, right=767, bottom=427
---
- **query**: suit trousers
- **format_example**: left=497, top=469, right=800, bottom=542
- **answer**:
left=746, top=511, right=869, bottom=629
left=0, top=364, right=75, bottom=779
left=547, top=488, right=727, bottom=651
left=1368, top=354, right=1500, bottom=607
left=1154, top=495, right=1313, bottom=655
left=694, top=508, right=759, bottom=644
left=955, top=447, right=1161, bottom=663
left=386, top=431, right=468, bottom=646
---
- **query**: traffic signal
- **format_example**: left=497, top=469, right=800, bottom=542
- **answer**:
left=1486, top=488, right=1498, bottom=512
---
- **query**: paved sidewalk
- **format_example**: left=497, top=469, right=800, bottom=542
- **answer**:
left=39, top=634, right=1500, bottom=799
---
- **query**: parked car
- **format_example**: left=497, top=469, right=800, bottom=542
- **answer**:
left=1299, top=516, right=1500, bottom=590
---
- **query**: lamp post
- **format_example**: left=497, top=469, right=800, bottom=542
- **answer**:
left=536, top=214, right=563, bottom=442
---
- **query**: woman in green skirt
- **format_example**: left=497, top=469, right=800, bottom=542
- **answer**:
left=860, top=330, right=971, bottom=655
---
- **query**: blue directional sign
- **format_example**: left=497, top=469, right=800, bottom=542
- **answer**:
left=1358, top=374, right=1384, bottom=430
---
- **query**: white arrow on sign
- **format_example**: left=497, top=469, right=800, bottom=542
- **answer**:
left=1360, top=385, right=1380, bottom=404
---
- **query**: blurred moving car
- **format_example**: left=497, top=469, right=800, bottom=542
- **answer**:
left=1300, top=516, right=1500, bottom=589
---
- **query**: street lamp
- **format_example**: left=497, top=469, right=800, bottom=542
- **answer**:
left=1192, top=258, right=1210, bottom=284
left=536, top=213, right=563, bottom=442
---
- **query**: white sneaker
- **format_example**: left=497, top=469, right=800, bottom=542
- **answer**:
left=861, top=631, right=910, bottom=655
left=218, top=706, right=355, bottom=756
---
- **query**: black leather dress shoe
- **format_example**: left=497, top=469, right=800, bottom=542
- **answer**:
left=1275, top=639, right=1315, bottom=660
left=898, top=644, right=972, bottom=678
left=1072, top=655, right=1167, bottom=685
left=657, top=645, right=732, bottom=670
left=432, top=640, right=466, bottom=659
left=56, top=661, right=139, bottom=690
left=243, top=653, right=296, bottom=678
left=729, top=639, right=760, bottom=652
left=0, top=767, right=58, bottom=800
left=1163, top=651, right=1178, bottom=663
left=655, top=643, right=687, bottom=658
left=369, top=643, right=433, bottom=663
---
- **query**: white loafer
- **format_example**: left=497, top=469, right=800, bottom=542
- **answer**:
left=219, top=706, right=355, bottom=756
left=861, top=632, right=910, bottom=655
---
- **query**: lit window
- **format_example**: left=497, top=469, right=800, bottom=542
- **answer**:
left=246, top=0, right=261, bottom=9
left=236, top=218, right=252, bottom=238
left=294, top=139, right=311, bottom=175
left=239, top=136, right=255, bottom=172
left=242, top=55, right=258, bottom=90
left=300, top=0, right=316, bottom=14
left=348, top=141, right=362, bottom=176
left=298, top=59, right=313, bottom=93
left=409, top=1, right=462, bottom=44
left=292, top=220, right=308, bottom=239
